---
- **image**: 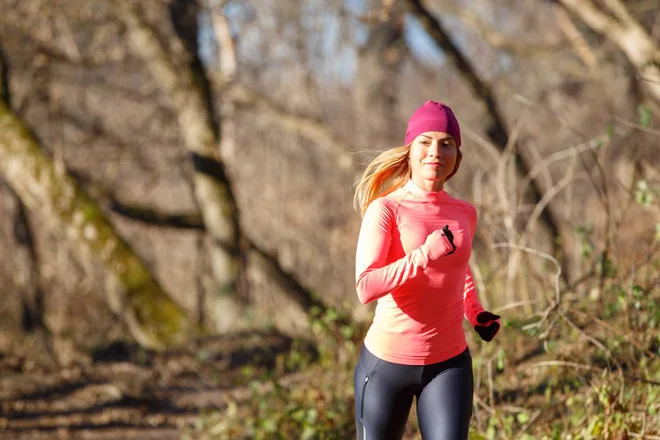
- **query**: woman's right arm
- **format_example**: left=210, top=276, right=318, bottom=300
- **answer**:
left=355, top=199, right=453, bottom=304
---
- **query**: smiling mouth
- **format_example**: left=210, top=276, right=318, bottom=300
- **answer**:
left=423, top=163, right=443, bottom=166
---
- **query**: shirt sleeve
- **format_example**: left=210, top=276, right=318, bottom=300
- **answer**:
left=463, top=266, right=485, bottom=327
left=463, top=203, right=485, bottom=327
left=355, top=198, right=433, bottom=304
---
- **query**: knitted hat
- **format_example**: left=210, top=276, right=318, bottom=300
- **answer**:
left=404, top=100, right=462, bottom=147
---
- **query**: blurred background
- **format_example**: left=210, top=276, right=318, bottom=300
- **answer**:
left=0, top=0, right=658, bottom=438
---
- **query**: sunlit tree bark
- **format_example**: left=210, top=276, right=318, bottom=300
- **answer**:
left=0, top=99, right=189, bottom=349
left=115, top=0, right=245, bottom=331
left=559, top=0, right=660, bottom=105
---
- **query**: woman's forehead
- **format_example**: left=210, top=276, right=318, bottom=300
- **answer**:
left=417, top=131, right=454, bottom=141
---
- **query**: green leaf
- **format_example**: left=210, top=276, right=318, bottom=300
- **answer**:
left=485, top=424, right=497, bottom=440
left=306, top=408, right=318, bottom=423
left=497, top=348, right=506, bottom=371
left=340, top=325, right=354, bottom=340
left=301, top=426, right=317, bottom=440
left=260, top=418, right=277, bottom=433
left=638, top=105, right=653, bottom=128
left=516, top=411, right=530, bottom=424
left=291, top=409, right=305, bottom=422
left=606, top=123, right=615, bottom=139
left=469, top=429, right=488, bottom=440
left=635, top=180, right=654, bottom=208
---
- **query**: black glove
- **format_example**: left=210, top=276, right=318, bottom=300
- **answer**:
left=442, top=225, right=456, bottom=255
left=475, top=311, right=501, bottom=342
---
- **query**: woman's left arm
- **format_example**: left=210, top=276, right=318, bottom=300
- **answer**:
left=463, top=267, right=485, bottom=327
left=463, top=203, right=501, bottom=341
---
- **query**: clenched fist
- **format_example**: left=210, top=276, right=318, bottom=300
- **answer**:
left=474, top=311, right=501, bottom=342
left=422, top=225, right=456, bottom=261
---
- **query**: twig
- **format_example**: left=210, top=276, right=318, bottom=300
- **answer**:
left=470, top=259, right=490, bottom=310
left=527, top=139, right=553, bottom=195
left=473, top=394, right=496, bottom=415
left=462, top=126, right=502, bottom=163
left=615, top=116, right=660, bottom=137
left=525, top=360, right=660, bottom=387
left=570, top=308, right=657, bottom=359
left=500, top=405, right=528, bottom=412
left=487, top=361, right=495, bottom=409
left=560, top=311, right=627, bottom=402
left=629, top=433, right=660, bottom=439
left=519, top=158, right=576, bottom=251
left=496, top=117, right=527, bottom=246
left=559, top=311, right=610, bottom=355
left=538, top=314, right=559, bottom=340
left=492, top=243, right=562, bottom=314
left=525, top=360, right=596, bottom=371
left=493, top=300, right=542, bottom=313
left=518, top=409, right=543, bottom=437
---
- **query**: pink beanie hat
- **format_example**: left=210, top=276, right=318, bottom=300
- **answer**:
left=404, top=100, right=462, bottom=147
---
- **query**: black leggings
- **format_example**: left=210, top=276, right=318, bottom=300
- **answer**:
left=354, top=345, right=474, bottom=440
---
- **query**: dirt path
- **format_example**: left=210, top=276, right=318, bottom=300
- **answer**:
left=0, top=330, right=306, bottom=439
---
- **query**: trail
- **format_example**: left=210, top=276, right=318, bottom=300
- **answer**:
left=0, top=330, right=306, bottom=439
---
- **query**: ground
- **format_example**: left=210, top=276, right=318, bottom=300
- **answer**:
left=0, top=329, right=301, bottom=440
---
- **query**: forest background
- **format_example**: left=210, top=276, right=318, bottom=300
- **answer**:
left=0, top=0, right=659, bottom=438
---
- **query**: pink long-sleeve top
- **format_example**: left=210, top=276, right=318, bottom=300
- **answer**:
left=355, top=180, right=485, bottom=365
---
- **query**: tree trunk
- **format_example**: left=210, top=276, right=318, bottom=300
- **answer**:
left=0, top=100, right=189, bottom=349
left=115, top=1, right=245, bottom=332
left=354, top=9, right=408, bottom=147
left=1, top=183, right=43, bottom=332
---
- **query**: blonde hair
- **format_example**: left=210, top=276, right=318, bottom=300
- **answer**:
left=447, top=148, right=462, bottom=183
left=354, top=146, right=463, bottom=217
left=354, top=146, right=411, bottom=217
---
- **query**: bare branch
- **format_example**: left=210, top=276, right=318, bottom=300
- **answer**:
left=442, top=4, right=565, bottom=57
left=227, top=83, right=354, bottom=169
left=402, top=0, right=509, bottom=147
left=559, top=0, right=660, bottom=102
left=109, top=199, right=205, bottom=230
left=555, top=6, right=599, bottom=72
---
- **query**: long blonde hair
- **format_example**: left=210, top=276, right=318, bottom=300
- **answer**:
left=353, top=146, right=463, bottom=217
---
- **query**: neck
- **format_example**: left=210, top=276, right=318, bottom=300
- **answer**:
left=410, top=176, right=444, bottom=192
left=403, top=179, right=449, bottom=202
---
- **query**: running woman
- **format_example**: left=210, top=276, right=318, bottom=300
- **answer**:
left=353, top=100, right=501, bottom=440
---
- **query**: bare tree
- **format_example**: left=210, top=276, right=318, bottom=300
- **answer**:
left=115, top=0, right=245, bottom=332
left=0, top=48, right=189, bottom=347
left=354, top=5, right=409, bottom=147
left=0, top=44, right=45, bottom=338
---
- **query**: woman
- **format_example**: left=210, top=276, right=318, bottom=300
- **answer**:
left=353, top=100, right=501, bottom=440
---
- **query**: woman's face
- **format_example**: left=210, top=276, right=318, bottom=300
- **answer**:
left=408, top=131, right=458, bottom=190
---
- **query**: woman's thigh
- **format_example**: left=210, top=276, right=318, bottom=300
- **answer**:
left=416, top=352, right=474, bottom=440
left=354, top=345, right=416, bottom=440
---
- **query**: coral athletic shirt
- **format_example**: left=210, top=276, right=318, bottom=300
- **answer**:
left=355, top=179, right=485, bottom=365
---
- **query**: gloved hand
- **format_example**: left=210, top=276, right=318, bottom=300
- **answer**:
left=474, top=311, right=500, bottom=342
left=441, top=225, right=456, bottom=255
left=422, top=225, right=456, bottom=261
